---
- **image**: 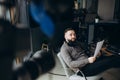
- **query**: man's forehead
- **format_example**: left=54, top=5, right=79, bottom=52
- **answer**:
left=66, top=30, right=75, bottom=34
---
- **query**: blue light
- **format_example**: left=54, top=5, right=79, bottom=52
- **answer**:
left=30, top=2, right=55, bottom=38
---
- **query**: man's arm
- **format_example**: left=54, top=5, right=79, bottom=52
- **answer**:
left=60, top=47, right=89, bottom=69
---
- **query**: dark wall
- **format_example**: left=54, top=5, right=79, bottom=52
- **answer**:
left=94, top=23, right=120, bottom=48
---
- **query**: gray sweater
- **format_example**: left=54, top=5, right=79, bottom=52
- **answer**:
left=60, top=41, right=89, bottom=72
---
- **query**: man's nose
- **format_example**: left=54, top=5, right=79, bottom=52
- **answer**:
left=72, top=35, right=76, bottom=38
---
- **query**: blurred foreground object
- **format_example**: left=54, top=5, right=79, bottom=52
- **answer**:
left=13, top=49, right=55, bottom=80
left=0, top=18, right=55, bottom=80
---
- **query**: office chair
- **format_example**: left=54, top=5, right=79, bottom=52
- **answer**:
left=57, top=52, right=102, bottom=80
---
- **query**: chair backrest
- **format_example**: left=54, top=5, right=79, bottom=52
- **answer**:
left=57, top=52, right=75, bottom=78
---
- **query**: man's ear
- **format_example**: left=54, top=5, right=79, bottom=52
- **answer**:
left=64, top=35, right=66, bottom=39
left=64, top=33, right=67, bottom=40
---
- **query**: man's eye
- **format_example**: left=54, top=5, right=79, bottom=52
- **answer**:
left=70, top=34, right=72, bottom=36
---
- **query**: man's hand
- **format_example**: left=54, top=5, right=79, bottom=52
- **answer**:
left=88, top=57, right=96, bottom=63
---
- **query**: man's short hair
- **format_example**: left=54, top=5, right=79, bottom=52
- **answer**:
left=64, top=28, right=75, bottom=34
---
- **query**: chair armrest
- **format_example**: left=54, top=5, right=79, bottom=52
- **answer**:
left=75, top=69, right=86, bottom=78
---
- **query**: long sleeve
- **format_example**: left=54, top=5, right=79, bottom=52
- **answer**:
left=60, top=42, right=89, bottom=70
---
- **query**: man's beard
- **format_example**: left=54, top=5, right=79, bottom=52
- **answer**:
left=66, top=39, right=77, bottom=46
